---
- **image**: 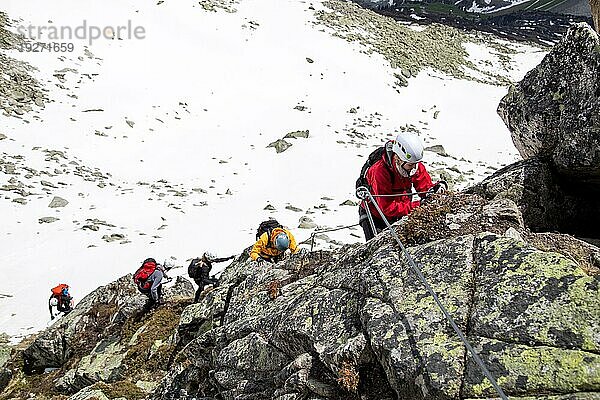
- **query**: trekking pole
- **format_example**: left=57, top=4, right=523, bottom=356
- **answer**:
left=309, top=223, right=360, bottom=252
left=356, top=186, right=509, bottom=400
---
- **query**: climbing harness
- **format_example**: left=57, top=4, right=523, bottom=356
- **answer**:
left=356, top=186, right=509, bottom=400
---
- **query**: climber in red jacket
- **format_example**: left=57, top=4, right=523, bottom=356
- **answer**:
left=358, top=132, right=447, bottom=240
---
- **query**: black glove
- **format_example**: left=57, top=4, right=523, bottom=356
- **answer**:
left=256, top=257, right=267, bottom=267
left=51, top=315, right=55, bottom=320
left=431, top=180, right=448, bottom=194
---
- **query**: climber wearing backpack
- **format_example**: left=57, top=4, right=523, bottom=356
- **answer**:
left=133, top=258, right=169, bottom=307
left=49, top=283, right=73, bottom=320
left=357, top=132, right=447, bottom=241
left=251, top=219, right=298, bottom=266
left=188, top=252, right=234, bottom=302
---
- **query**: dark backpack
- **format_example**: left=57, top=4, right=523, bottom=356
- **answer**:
left=355, top=142, right=394, bottom=196
left=188, top=258, right=202, bottom=278
left=133, top=258, right=157, bottom=291
left=256, top=219, right=282, bottom=246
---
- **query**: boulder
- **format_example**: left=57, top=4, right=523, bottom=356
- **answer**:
left=493, top=23, right=600, bottom=238
left=498, top=23, right=600, bottom=185
left=48, top=196, right=69, bottom=208
left=268, top=139, right=293, bottom=153
left=467, top=158, right=600, bottom=236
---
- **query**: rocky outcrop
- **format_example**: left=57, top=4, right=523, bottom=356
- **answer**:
left=498, top=23, right=600, bottom=182
left=1, top=275, right=194, bottom=399
left=0, top=12, right=47, bottom=118
left=152, top=194, right=599, bottom=400
left=1, top=194, right=598, bottom=399
left=467, top=158, right=600, bottom=236
left=472, top=23, right=600, bottom=237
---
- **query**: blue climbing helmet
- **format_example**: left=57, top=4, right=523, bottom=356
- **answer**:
left=274, top=233, right=290, bottom=251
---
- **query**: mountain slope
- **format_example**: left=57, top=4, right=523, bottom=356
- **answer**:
left=0, top=0, right=544, bottom=341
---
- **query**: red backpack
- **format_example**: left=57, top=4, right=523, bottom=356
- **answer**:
left=133, top=258, right=157, bottom=291
left=51, top=284, right=69, bottom=297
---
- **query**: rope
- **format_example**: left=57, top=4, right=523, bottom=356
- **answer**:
left=357, top=186, right=509, bottom=400
left=309, top=223, right=360, bottom=251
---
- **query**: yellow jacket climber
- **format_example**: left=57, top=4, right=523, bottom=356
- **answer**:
left=250, top=227, right=298, bottom=264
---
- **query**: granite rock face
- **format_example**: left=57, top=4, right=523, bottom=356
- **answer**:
left=2, top=194, right=598, bottom=399
left=467, top=158, right=600, bottom=236
left=498, top=23, right=600, bottom=183
left=151, top=196, right=599, bottom=400
left=1, top=275, right=194, bottom=399
left=474, top=23, right=600, bottom=237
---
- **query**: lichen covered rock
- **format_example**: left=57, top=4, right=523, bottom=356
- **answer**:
left=152, top=203, right=599, bottom=399
left=2, top=196, right=598, bottom=400
left=498, top=23, right=600, bottom=183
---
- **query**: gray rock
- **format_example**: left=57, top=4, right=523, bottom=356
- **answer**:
left=102, top=234, right=126, bottom=242
left=48, top=196, right=68, bottom=208
left=284, top=130, right=310, bottom=139
left=0, top=134, right=6, bottom=140
left=0, top=368, right=11, bottom=394
left=424, top=144, right=448, bottom=157
left=56, top=338, right=127, bottom=392
left=39, top=217, right=59, bottom=224
left=339, top=199, right=358, bottom=206
left=41, top=180, right=58, bottom=188
left=68, top=387, right=110, bottom=400
left=394, top=72, right=408, bottom=87
left=498, top=23, right=600, bottom=184
left=298, top=216, right=317, bottom=229
left=467, top=158, right=600, bottom=237
left=268, top=139, right=293, bottom=153
left=504, top=227, right=524, bottom=242
left=482, top=198, right=523, bottom=226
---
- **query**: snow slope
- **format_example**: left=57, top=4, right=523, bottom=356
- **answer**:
left=0, top=0, right=545, bottom=341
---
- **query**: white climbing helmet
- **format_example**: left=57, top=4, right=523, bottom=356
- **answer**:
left=392, top=133, right=424, bottom=163
left=203, top=252, right=216, bottom=262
